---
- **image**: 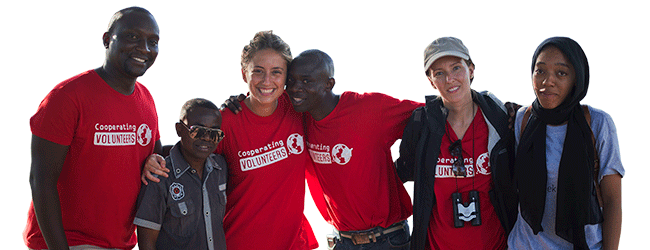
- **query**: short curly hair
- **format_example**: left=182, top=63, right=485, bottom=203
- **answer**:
left=240, top=30, right=292, bottom=71
left=179, top=98, right=219, bottom=121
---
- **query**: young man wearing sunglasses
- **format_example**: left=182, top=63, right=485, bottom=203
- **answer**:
left=134, top=98, right=228, bottom=250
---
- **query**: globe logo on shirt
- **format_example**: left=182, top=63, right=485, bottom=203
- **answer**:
left=476, top=152, right=491, bottom=175
left=137, top=124, right=152, bottom=146
left=332, top=144, right=353, bottom=165
left=286, top=133, right=304, bottom=155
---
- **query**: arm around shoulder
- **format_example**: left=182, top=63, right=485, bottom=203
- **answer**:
left=29, top=135, right=70, bottom=249
left=141, top=148, right=170, bottom=185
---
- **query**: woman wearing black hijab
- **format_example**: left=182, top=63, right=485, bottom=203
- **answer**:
left=507, top=37, right=624, bottom=249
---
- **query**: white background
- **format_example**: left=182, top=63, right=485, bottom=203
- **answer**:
left=1, top=1, right=647, bottom=249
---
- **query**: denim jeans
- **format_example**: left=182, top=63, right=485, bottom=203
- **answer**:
left=332, top=221, right=410, bottom=250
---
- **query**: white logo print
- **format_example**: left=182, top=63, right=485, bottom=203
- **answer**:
left=475, top=152, right=491, bottom=175
left=170, top=182, right=185, bottom=201
left=307, top=142, right=331, bottom=164
left=137, top=124, right=153, bottom=146
left=286, top=133, right=304, bottom=155
left=94, top=123, right=141, bottom=146
left=331, top=144, right=353, bottom=165
left=238, top=140, right=288, bottom=172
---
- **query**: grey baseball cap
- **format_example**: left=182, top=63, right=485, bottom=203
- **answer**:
left=424, top=37, right=472, bottom=75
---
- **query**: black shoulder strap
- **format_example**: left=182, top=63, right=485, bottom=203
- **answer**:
left=411, top=107, right=427, bottom=136
left=473, top=91, right=509, bottom=138
left=582, top=105, right=603, bottom=207
left=520, top=106, right=533, bottom=138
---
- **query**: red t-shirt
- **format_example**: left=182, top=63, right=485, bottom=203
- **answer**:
left=304, top=92, right=422, bottom=231
left=24, top=70, right=160, bottom=249
left=216, top=93, right=317, bottom=249
left=427, top=107, right=506, bottom=250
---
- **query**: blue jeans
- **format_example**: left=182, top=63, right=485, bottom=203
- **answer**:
left=333, top=221, right=410, bottom=250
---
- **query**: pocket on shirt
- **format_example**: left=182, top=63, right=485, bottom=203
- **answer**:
left=167, top=199, right=199, bottom=238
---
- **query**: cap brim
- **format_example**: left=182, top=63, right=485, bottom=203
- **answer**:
left=424, top=51, right=470, bottom=74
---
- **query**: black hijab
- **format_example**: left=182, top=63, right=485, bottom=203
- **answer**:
left=515, top=37, right=600, bottom=249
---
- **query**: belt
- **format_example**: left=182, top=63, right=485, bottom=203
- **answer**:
left=338, top=221, right=406, bottom=245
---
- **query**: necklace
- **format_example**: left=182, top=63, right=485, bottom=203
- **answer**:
left=448, top=102, right=481, bottom=228
left=446, top=103, right=476, bottom=191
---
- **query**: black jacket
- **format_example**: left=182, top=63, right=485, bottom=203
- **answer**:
left=395, top=90, right=518, bottom=250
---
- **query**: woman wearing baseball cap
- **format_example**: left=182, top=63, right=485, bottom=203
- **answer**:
left=396, top=37, right=518, bottom=249
left=508, top=37, right=624, bottom=249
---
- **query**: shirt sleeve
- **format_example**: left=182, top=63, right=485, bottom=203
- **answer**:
left=134, top=177, right=167, bottom=231
left=30, top=87, right=79, bottom=146
left=377, top=93, right=425, bottom=142
left=588, top=106, right=625, bottom=181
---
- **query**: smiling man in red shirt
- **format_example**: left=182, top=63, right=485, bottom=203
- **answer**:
left=286, top=49, right=423, bottom=249
left=25, top=7, right=162, bottom=250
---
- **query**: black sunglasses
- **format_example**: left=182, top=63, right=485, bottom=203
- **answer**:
left=448, top=140, right=466, bottom=177
left=179, top=121, right=225, bottom=144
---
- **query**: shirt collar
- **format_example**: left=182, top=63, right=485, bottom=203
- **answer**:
left=169, top=142, right=219, bottom=179
left=205, top=153, right=222, bottom=171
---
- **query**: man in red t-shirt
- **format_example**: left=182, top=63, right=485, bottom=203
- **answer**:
left=286, top=49, right=423, bottom=249
left=25, top=7, right=162, bottom=250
